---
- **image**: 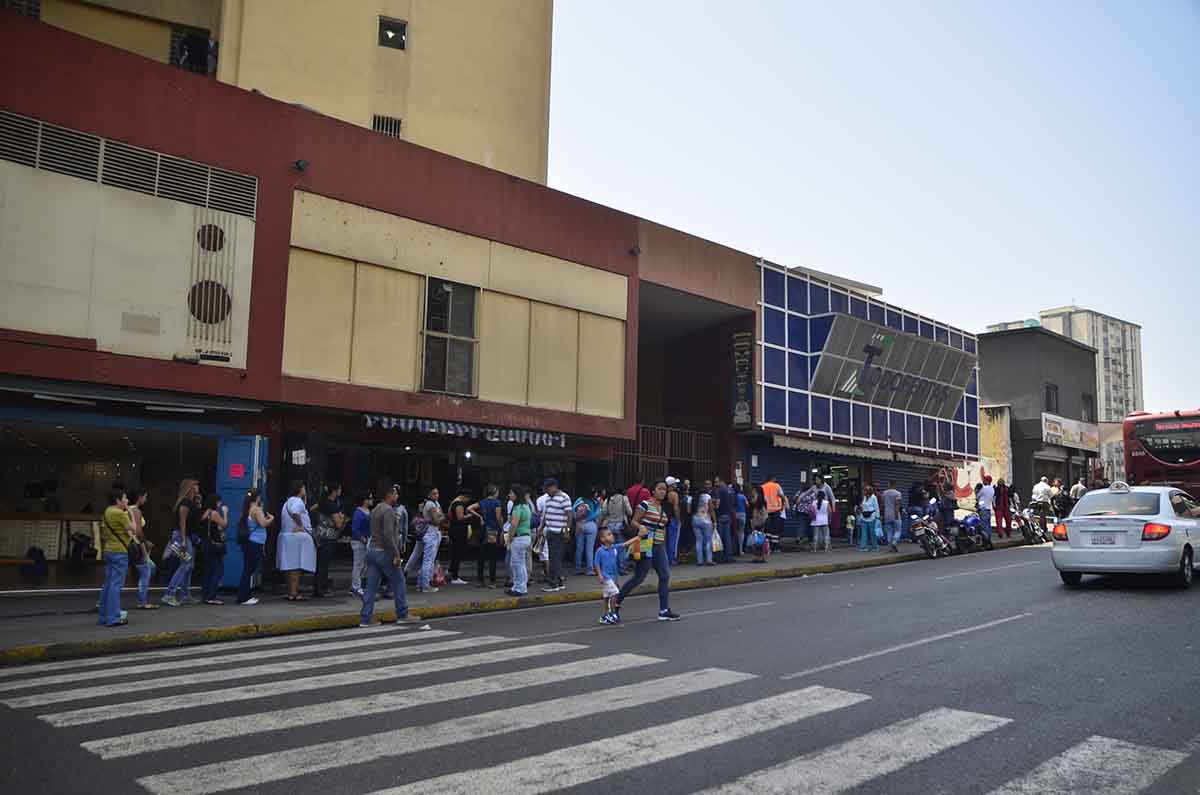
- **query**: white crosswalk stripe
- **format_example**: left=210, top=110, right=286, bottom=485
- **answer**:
left=361, top=685, right=872, bottom=795
left=4, top=634, right=508, bottom=709
left=0, top=623, right=401, bottom=680
left=698, top=707, right=1012, bottom=794
left=0, top=629, right=459, bottom=693
left=84, top=652, right=664, bottom=759
left=40, top=640, right=587, bottom=727
left=135, top=667, right=761, bottom=795
left=988, top=735, right=1187, bottom=794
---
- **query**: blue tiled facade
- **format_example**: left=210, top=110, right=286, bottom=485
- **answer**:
left=759, top=264, right=979, bottom=459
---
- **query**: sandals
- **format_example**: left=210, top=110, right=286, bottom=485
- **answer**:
left=287, top=594, right=308, bottom=601
left=136, top=604, right=160, bottom=610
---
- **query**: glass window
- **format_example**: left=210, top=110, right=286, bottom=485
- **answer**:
left=764, top=308, right=786, bottom=346
left=1171, top=492, right=1200, bottom=518
left=938, top=420, right=952, bottom=451
left=787, top=276, right=807, bottom=314
left=852, top=403, right=869, bottom=438
left=890, top=410, right=907, bottom=445
left=812, top=396, right=831, bottom=432
left=1134, top=420, right=1200, bottom=464
left=849, top=296, right=867, bottom=319
left=787, top=314, right=808, bottom=352
left=378, top=17, right=407, bottom=49
left=919, top=320, right=934, bottom=340
left=831, top=290, right=849, bottom=314
left=954, top=397, right=966, bottom=423
left=966, top=369, right=978, bottom=396
left=923, top=418, right=937, bottom=449
left=1073, top=492, right=1160, bottom=516
left=908, top=415, right=923, bottom=447
left=967, top=426, right=979, bottom=456
left=764, top=347, right=786, bottom=385
left=1044, top=383, right=1059, bottom=413
left=789, top=392, right=809, bottom=430
left=964, top=337, right=977, bottom=354
left=903, top=314, right=919, bottom=335
left=965, top=396, right=978, bottom=426
left=765, top=387, right=787, bottom=426
left=886, top=308, right=903, bottom=331
left=871, top=407, right=888, bottom=441
left=788, top=353, right=809, bottom=390
left=953, top=423, right=966, bottom=453
left=868, top=302, right=885, bottom=325
left=949, top=330, right=963, bottom=350
left=833, top=399, right=851, bottom=436
left=763, top=269, right=785, bottom=307
left=810, top=284, right=830, bottom=314
left=935, top=326, right=949, bottom=345
left=423, top=278, right=477, bottom=395
left=810, top=315, right=834, bottom=351
left=1082, top=393, right=1095, bottom=423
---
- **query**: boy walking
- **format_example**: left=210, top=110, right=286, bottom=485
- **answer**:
left=595, top=528, right=621, bottom=624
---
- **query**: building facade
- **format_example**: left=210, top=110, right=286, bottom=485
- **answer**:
left=977, top=327, right=1100, bottom=495
left=3, top=0, right=553, bottom=183
left=1039, top=305, right=1143, bottom=423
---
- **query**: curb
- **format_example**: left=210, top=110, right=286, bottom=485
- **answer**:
left=0, top=537, right=1032, bottom=667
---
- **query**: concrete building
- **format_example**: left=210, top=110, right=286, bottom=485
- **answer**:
left=4, top=0, right=553, bottom=183
left=1039, top=306, right=1143, bottom=423
left=977, top=327, right=1100, bottom=495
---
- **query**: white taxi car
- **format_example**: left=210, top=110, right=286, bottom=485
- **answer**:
left=1051, top=482, right=1200, bottom=587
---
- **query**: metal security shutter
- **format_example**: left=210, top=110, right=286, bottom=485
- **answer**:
left=747, top=441, right=813, bottom=540
left=869, top=461, right=930, bottom=520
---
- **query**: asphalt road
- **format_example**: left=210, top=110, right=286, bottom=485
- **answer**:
left=3, top=543, right=1200, bottom=794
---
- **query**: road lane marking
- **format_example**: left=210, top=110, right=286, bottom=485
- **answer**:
left=40, top=641, right=586, bottom=727
left=519, top=601, right=777, bottom=641
left=84, top=653, right=663, bottom=759
left=5, top=634, right=510, bottom=709
left=0, top=629, right=459, bottom=693
left=357, top=685, right=870, bottom=795
left=780, top=613, right=1033, bottom=680
left=935, top=561, right=1044, bottom=580
left=700, top=708, right=1010, bottom=793
left=987, top=736, right=1186, bottom=794
left=135, top=668, right=760, bottom=795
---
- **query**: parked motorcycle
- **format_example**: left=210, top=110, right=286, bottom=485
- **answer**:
left=910, top=512, right=952, bottom=558
left=1016, top=507, right=1051, bottom=545
left=955, top=512, right=994, bottom=553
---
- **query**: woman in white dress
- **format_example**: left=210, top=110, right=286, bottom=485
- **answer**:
left=277, top=481, right=317, bottom=601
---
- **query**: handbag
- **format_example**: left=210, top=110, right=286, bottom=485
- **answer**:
left=531, top=534, right=546, bottom=555
left=103, top=515, right=144, bottom=564
left=711, top=531, right=724, bottom=554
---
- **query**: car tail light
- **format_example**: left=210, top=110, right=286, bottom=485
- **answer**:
left=1142, top=522, right=1171, bottom=541
left=1052, top=523, right=1069, bottom=541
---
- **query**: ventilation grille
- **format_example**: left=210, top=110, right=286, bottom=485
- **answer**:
left=0, top=110, right=258, bottom=219
left=372, top=114, right=403, bottom=138
left=187, top=207, right=239, bottom=363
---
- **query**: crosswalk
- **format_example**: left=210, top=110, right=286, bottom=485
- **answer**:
left=0, top=623, right=1193, bottom=794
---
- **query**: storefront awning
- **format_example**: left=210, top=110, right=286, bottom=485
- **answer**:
left=0, top=376, right=263, bottom=414
left=772, top=434, right=963, bottom=468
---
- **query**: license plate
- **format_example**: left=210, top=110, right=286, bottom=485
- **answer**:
left=913, top=528, right=925, bottom=537
left=1091, top=535, right=1116, bottom=546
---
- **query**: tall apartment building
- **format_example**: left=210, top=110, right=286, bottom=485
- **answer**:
left=3, top=0, right=553, bottom=183
left=1038, top=306, right=1144, bottom=422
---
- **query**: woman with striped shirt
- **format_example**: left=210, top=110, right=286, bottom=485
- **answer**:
left=612, top=480, right=680, bottom=622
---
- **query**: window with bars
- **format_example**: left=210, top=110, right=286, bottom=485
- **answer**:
left=372, top=114, right=403, bottom=138
left=1082, top=393, right=1095, bottom=423
left=1, top=0, right=40, bottom=18
left=171, top=25, right=217, bottom=76
left=422, top=278, right=477, bottom=396
left=1044, top=383, right=1059, bottom=414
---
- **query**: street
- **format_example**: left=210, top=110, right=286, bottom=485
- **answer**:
left=2, top=544, right=1200, bottom=794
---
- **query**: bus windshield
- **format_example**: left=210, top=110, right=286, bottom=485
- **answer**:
left=1134, top=420, right=1200, bottom=465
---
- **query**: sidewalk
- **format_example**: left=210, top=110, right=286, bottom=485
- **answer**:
left=0, top=537, right=1028, bottom=665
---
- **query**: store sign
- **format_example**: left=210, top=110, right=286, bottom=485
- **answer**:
left=838, top=331, right=954, bottom=409
left=732, top=331, right=754, bottom=430
left=1041, top=412, right=1100, bottom=452
left=228, top=463, right=245, bottom=479
left=364, top=414, right=567, bottom=448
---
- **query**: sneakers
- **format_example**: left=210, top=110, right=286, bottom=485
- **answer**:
left=239, top=597, right=259, bottom=606
left=541, top=583, right=565, bottom=593
left=161, top=595, right=181, bottom=607
left=350, top=588, right=364, bottom=598
left=450, top=578, right=468, bottom=586
left=600, top=611, right=620, bottom=625
left=418, top=586, right=439, bottom=594
left=358, top=622, right=374, bottom=628
left=657, top=609, right=681, bottom=622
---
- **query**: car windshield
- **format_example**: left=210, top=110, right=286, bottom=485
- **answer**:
left=1072, top=492, right=1160, bottom=517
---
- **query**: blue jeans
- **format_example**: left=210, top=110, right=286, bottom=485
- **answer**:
left=202, top=546, right=224, bottom=602
left=717, top=515, right=733, bottom=562
left=164, top=535, right=195, bottom=601
left=858, top=517, right=879, bottom=551
left=238, top=542, right=264, bottom=603
left=666, top=519, right=680, bottom=563
left=136, top=558, right=155, bottom=606
left=508, top=534, right=532, bottom=594
left=616, top=544, right=670, bottom=613
left=360, top=549, right=409, bottom=623
left=978, top=508, right=993, bottom=540
left=608, top=524, right=629, bottom=572
left=574, top=520, right=598, bottom=574
left=404, top=527, right=442, bottom=590
left=98, top=552, right=128, bottom=626
left=735, top=513, right=747, bottom=553
left=885, top=519, right=902, bottom=546
left=693, top=517, right=713, bottom=565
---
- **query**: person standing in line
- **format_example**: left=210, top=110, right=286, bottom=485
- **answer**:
left=505, top=484, right=533, bottom=597
left=162, top=478, right=200, bottom=607
left=406, top=487, right=444, bottom=593
left=98, top=488, right=134, bottom=627
left=127, top=488, right=157, bottom=611
left=691, top=481, right=715, bottom=566
left=313, top=484, right=345, bottom=598
left=858, top=484, right=880, bottom=552
left=994, top=479, right=1012, bottom=539
left=199, top=493, right=229, bottom=605
left=612, top=480, right=679, bottom=622
left=713, top=476, right=736, bottom=563
left=735, top=484, right=749, bottom=555
left=446, top=487, right=476, bottom=586
left=348, top=493, right=374, bottom=596
left=811, top=488, right=831, bottom=553
left=359, top=485, right=421, bottom=627
left=605, top=485, right=633, bottom=575
left=237, top=488, right=273, bottom=606
left=278, top=481, right=317, bottom=602
left=477, top=484, right=504, bottom=589
left=538, top=479, right=572, bottom=592
left=573, top=485, right=603, bottom=577
left=882, top=480, right=904, bottom=552
left=761, top=474, right=785, bottom=540
left=976, top=475, right=995, bottom=541
left=626, top=476, right=651, bottom=511
left=663, top=478, right=682, bottom=565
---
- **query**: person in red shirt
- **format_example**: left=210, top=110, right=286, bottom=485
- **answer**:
left=626, top=476, right=651, bottom=510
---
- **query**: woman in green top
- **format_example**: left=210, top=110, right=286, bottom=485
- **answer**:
left=99, top=488, right=134, bottom=627
left=505, top=484, right=533, bottom=597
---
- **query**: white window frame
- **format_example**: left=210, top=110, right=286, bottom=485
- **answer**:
left=420, top=277, right=479, bottom=397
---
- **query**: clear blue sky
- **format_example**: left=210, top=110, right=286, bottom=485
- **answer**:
left=548, top=0, right=1199, bottom=414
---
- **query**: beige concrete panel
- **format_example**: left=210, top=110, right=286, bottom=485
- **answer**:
left=637, top=221, right=759, bottom=311
left=350, top=263, right=420, bottom=391
left=477, top=291, right=530, bottom=407
left=41, top=0, right=171, bottom=63
left=577, top=314, right=626, bottom=419
left=0, top=163, right=99, bottom=339
left=527, top=303, right=579, bottom=413
left=291, top=192, right=489, bottom=287
left=488, top=242, right=627, bottom=321
left=81, top=0, right=222, bottom=30
left=282, top=248, right=354, bottom=382
left=370, top=0, right=414, bottom=124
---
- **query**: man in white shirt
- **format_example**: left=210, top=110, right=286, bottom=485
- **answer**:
left=1031, top=476, right=1053, bottom=504
left=538, top=479, right=572, bottom=592
left=976, top=476, right=995, bottom=540
left=1070, top=477, right=1088, bottom=502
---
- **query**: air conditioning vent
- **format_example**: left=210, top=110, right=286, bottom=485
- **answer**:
left=0, top=110, right=258, bottom=219
left=187, top=207, right=239, bottom=364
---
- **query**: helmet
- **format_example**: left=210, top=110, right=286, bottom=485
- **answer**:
left=962, top=514, right=980, bottom=530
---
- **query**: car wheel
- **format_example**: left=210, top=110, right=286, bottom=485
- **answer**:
left=1174, top=548, right=1193, bottom=589
left=1059, top=571, right=1082, bottom=587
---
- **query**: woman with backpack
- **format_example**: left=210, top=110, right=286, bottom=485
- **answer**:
left=236, top=489, right=273, bottom=606
left=477, top=484, right=504, bottom=589
left=198, top=493, right=229, bottom=605
left=573, top=485, right=603, bottom=576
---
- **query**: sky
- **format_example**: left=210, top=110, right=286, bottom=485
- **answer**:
left=547, top=0, right=1199, bottom=414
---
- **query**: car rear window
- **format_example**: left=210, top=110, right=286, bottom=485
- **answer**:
left=1072, top=492, right=1161, bottom=516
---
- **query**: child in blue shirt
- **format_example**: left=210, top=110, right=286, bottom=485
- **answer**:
left=594, top=528, right=621, bottom=625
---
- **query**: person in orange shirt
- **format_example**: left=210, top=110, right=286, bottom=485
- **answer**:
left=761, top=475, right=785, bottom=537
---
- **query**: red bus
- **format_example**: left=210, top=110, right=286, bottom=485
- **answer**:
left=1125, top=410, right=1200, bottom=492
